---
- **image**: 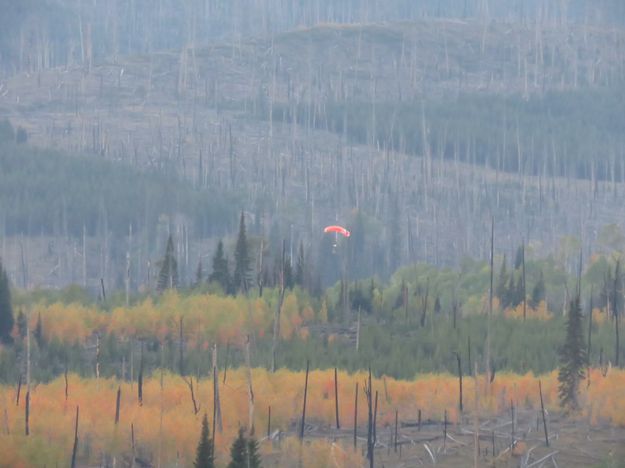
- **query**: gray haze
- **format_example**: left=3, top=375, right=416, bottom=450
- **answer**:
left=1, top=0, right=625, bottom=291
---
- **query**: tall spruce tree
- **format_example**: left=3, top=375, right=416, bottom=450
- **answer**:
left=295, top=242, right=305, bottom=287
left=558, top=295, right=586, bottom=411
left=157, top=235, right=178, bottom=292
left=531, top=270, right=546, bottom=308
left=233, top=212, right=251, bottom=294
left=194, top=414, right=214, bottom=468
left=209, top=240, right=231, bottom=294
left=247, top=436, right=262, bottom=468
left=495, top=256, right=508, bottom=305
left=0, top=260, right=14, bottom=343
left=227, top=428, right=248, bottom=468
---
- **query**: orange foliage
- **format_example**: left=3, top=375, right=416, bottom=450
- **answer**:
left=1, top=368, right=624, bottom=466
left=32, top=292, right=279, bottom=346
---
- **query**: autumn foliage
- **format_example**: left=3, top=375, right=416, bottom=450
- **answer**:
left=0, top=368, right=624, bottom=466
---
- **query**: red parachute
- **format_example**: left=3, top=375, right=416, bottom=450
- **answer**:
left=323, top=225, right=351, bottom=237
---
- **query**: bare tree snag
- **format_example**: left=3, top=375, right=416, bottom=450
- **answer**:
left=212, top=344, right=222, bottom=433
left=365, top=368, right=374, bottom=468
left=473, top=362, right=480, bottom=468
left=299, top=359, right=310, bottom=440
left=245, top=335, right=255, bottom=435
left=271, top=241, right=286, bottom=372
left=25, top=315, right=31, bottom=436
left=15, top=375, right=21, bottom=406
left=115, top=386, right=121, bottom=424
left=64, top=362, right=69, bottom=401
left=457, top=352, right=463, bottom=413
left=334, top=367, right=340, bottom=429
left=486, top=217, right=494, bottom=387
left=25, top=391, right=30, bottom=436
left=510, top=399, right=515, bottom=447
left=96, top=333, right=101, bottom=383
left=138, top=342, right=143, bottom=406
left=539, top=380, right=549, bottom=446
left=394, top=409, right=398, bottom=453
left=522, top=244, right=527, bottom=321
left=267, top=405, right=271, bottom=438
left=70, top=406, right=79, bottom=468
left=223, top=341, right=230, bottom=384
left=353, top=382, right=358, bottom=450
left=183, top=377, right=200, bottom=415
left=131, top=423, right=136, bottom=468
left=373, top=390, right=378, bottom=446
left=443, top=409, right=448, bottom=451
left=179, top=316, right=185, bottom=376
left=588, top=287, right=593, bottom=388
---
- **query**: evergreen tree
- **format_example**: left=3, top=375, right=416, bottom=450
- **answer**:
left=295, top=242, right=305, bottom=287
left=0, top=260, right=14, bottom=343
left=233, top=212, right=251, bottom=294
left=34, top=312, right=44, bottom=348
left=514, top=245, right=524, bottom=270
left=503, top=273, right=516, bottom=309
left=495, top=256, right=508, bottom=305
left=514, top=272, right=525, bottom=307
left=209, top=240, right=231, bottom=294
left=247, top=436, right=262, bottom=468
left=16, top=309, right=26, bottom=339
left=531, top=270, right=546, bottom=308
left=195, top=260, right=203, bottom=287
left=157, top=235, right=178, bottom=292
left=283, top=258, right=294, bottom=290
left=194, top=413, right=214, bottom=468
left=228, top=428, right=248, bottom=468
left=558, top=296, right=586, bottom=411
left=434, top=296, right=441, bottom=315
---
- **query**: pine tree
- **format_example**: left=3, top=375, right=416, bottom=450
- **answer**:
left=283, top=258, right=294, bottom=290
left=228, top=428, right=248, bottom=468
left=233, top=212, right=251, bottom=294
left=195, top=260, right=203, bottom=287
left=16, top=309, right=26, bottom=339
left=531, top=270, right=546, bottom=308
left=194, top=414, right=214, bottom=468
left=157, top=235, right=178, bottom=292
left=434, top=296, right=441, bottom=315
left=295, top=242, right=305, bottom=287
left=495, top=256, right=508, bottom=305
left=209, top=240, right=231, bottom=294
left=34, top=312, right=44, bottom=348
left=0, top=260, right=14, bottom=343
left=514, top=245, right=524, bottom=270
left=558, top=296, right=586, bottom=411
left=247, top=436, right=262, bottom=468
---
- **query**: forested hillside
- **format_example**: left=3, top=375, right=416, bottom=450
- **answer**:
left=2, top=17, right=625, bottom=289
left=1, top=2, right=625, bottom=466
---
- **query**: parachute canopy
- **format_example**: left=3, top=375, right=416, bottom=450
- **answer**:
left=324, top=225, right=351, bottom=237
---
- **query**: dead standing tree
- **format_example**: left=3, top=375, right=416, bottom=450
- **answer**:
left=364, top=368, right=375, bottom=468
left=271, top=240, right=287, bottom=372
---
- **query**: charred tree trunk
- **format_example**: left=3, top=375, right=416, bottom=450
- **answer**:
left=353, top=382, right=359, bottom=450
left=245, top=335, right=255, bottom=435
left=299, top=360, right=310, bottom=440
left=70, top=406, right=79, bottom=468
left=334, top=367, right=340, bottom=429
left=115, top=386, right=121, bottom=424
left=539, top=380, right=549, bottom=447
left=457, top=352, right=463, bottom=413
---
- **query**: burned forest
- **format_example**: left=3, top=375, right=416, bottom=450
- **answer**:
left=0, top=1, right=625, bottom=467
